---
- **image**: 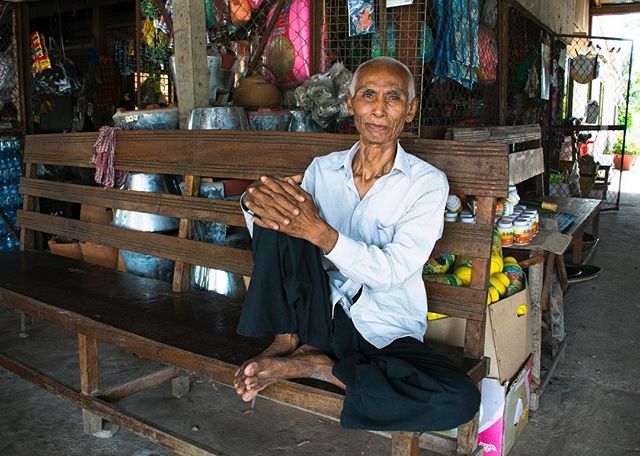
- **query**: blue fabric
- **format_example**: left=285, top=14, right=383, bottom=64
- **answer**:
left=433, top=0, right=480, bottom=90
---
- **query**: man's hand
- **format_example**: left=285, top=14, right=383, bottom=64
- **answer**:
left=243, top=174, right=305, bottom=230
left=243, top=174, right=338, bottom=253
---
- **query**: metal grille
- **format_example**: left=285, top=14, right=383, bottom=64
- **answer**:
left=549, top=34, right=633, bottom=210
left=0, top=4, right=21, bottom=131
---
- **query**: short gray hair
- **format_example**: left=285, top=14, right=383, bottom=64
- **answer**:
left=349, top=57, right=416, bottom=103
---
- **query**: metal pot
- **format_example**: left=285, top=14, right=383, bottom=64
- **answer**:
left=112, top=173, right=180, bottom=233
left=191, top=265, right=246, bottom=300
left=288, top=110, right=324, bottom=132
left=247, top=110, right=291, bottom=131
left=120, top=250, right=175, bottom=282
left=112, top=107, right=179, bottom=130
left=187, top=107, right=250, bottom=130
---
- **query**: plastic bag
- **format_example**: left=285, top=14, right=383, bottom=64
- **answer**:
left=266, top=0, right=311, bottom=89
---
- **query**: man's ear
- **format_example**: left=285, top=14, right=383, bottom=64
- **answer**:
left=346, top=93, right=354, bottom=116
left=405, top=98, right=418, bottom=123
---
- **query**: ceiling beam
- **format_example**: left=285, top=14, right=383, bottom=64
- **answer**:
left=591, top=3, right=640, bottom=16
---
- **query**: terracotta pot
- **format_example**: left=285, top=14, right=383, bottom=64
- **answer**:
left=233, top=75, right=281, bottom=109
left=79, top=242, right=119, bottom=269
left=613, top=154, right=637, bottom=171
left=48, top=239, right=83, bottom=261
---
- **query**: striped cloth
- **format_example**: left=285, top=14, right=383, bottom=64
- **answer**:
left=91, top=126, right=128, bottom=188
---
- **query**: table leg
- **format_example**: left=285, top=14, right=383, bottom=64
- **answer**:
left=550, top=274, right=565, bottom=358
left=528, top=251, right=544, bottom=411
left=572, top=228, right=584, bottom=265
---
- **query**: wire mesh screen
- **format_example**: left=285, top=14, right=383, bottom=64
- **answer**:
left=549, top=35, right=633, bottom=210
left=0, top=4, right=21, bottom=130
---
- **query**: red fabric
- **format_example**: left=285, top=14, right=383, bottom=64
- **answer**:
left=91, top=126, right=128, bottom=188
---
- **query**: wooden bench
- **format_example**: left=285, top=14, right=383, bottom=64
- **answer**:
left=0, top=130, right=508, bottom=456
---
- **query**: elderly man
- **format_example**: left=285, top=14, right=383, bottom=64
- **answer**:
left=234, top=57, right=480, bottom=432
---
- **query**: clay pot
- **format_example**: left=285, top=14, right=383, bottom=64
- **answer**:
left=613, top=154, right=636, bottom=171
left=48, top=239, right=83, bottom=261
left=79, top=242, right=119, bottom=269
left=233, top=75, right=281, bottom=109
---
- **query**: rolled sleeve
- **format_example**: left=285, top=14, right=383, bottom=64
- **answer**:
left=324, top=231, right=360, bottom=271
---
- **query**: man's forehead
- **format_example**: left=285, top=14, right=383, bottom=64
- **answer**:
left=355, top=65, right=409, bottom=92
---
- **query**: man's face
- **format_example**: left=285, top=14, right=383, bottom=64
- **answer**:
left=347, top=64, right=417, bottom=148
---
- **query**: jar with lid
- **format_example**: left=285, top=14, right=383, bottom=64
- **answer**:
left=446, top=195, right=462, bottom=213
left=513, top=218, right=530, bottom=245
left=444, top=212, right=459, bottom=223
left=523, top=210, right=539, bottom=236
left=506, top=185, right=520, bottom=206
left=497, top=219, right=514, bottom=247
left=460, top=215, right=476, bottom=224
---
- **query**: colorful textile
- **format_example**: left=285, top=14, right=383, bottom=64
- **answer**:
left=91, top=126, right=128, bottom=188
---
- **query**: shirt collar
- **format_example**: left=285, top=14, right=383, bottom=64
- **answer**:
left=332, top=141, right=412, bottom=178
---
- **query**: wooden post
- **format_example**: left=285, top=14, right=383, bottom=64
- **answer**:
left=390, top=432, right=420, bottom=456
left=172, top=0, right=209, bottom=128
left=528, top=248, right=544, bottom=411
left=497, top=0, right=509, bottom=125
left=172, top=175, right=200, bottom=292
left=78, top=332, right=102, bottom=434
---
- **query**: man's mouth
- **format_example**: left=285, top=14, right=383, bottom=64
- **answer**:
left=366, top=123, right=388, bottom=132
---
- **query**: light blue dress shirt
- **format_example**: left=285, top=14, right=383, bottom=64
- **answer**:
left=242, top=141, right=449, bottom=349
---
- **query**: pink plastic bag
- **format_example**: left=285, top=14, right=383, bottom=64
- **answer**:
left=266, top=0, right=310, bottom=89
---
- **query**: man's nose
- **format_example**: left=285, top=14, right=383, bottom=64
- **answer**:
left=371, top=97, right=386, bottom=116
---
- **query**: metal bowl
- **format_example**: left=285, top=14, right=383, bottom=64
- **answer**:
left=121, top=250, right=175, bottom=282
left=112, top=107, right=179, bottom=130
left=187, top=107, right=250, bottom=130
left=247, top=110, right=291, bottom=131
left=112, top=173, right=180, bottom=233
left=288, top=110, right=324, bottom=132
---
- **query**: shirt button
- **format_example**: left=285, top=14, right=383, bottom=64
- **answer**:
left=356, top=210, right=361, bottom=215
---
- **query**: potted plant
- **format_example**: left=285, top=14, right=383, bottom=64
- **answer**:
left=611, top=137, right=639, bottom=171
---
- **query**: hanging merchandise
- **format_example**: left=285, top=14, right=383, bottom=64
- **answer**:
left=584, top=100, right=600, bottom=124
left=348, top=0, right=376, bottom=37
left=432, top=0, right=480, bottom=90
left=30, top=32, right=52, bottom=75
left=371, top=15, right=396, bottom=58
left=570, top=53, right=599, bottom=84
left=265, top=0, right=311, bottom=89
left=481, top=0, right=497, bottom=29
left=230, top=0, right=252, bottom=26
left=420, top=22, right=435, bottom=63
left=524, top=65, right=539, bottom=98
left=477, top=26, right=497, bottom=84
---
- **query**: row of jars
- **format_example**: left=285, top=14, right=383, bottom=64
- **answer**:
left=497, top=206, right=539, bottom=247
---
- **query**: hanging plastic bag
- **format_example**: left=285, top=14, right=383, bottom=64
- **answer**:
left=477, top=26, right=497, bottom=83
left=265, top=0, right=311, bottom=89
left=481, top=0, right=498, bottom=29
left=570, top=54, right=599, bottom=84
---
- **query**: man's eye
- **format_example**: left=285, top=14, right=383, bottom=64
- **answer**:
left=362, top=92, right=374, bottom=99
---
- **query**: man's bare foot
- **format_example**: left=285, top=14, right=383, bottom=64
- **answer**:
left=240, top=344, right=345, bottom=402
left=234, top=333, right=299, bottom=396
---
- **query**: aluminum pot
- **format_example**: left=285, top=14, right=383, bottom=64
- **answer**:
left=121, top=250, right=175, bottom=282
left=112, top=107, right=179, bottom=130
left=288, top=110, right=324, bottom=132
left=112, top=173, right=180, bottom=233
left=187, top=107, right=250, bottom=130
left=192, top=265, right=246, bottom=300
left=247, top=110, right=291, bottom=131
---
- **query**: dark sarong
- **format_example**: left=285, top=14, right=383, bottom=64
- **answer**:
left=238, top=226, right=480, bottom=432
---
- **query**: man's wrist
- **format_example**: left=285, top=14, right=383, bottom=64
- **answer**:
left=315, top=224, right=338, bottom=254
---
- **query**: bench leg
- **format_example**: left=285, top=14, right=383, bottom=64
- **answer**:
left=456, top=411, right=480, bottom=455
left=391, top=432, right=420, bottom=456
left=171, top=374, right=191, bottom=399
left=78, top=333, right=104, bottom=435
left=19, top=312, right=32, bottom=338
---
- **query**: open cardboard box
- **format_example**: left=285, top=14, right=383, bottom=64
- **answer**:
left=425, top=286, right=532, bottom=383
left=476, top=356, right=533, bottom=455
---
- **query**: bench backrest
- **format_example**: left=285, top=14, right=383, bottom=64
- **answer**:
left=20, top=130, right=508, bottom=359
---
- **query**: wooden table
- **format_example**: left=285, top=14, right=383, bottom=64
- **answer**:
left=505, top=197, right=601, bottom=410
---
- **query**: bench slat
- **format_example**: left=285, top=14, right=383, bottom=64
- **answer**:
left=425, top=282, right=486, bottom=321
left=24, top=131, right=509, bottom=197
left=20, top=178, right=246, bottom=226
left=16, top=211, right=254, bottom=276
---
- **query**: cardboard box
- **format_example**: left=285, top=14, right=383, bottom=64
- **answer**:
left=477, top=356, right=532, bottom=455
left=425, top=287, right=532, bottom=383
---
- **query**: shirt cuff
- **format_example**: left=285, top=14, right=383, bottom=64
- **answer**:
left=324, top=232, right=360, bottom=272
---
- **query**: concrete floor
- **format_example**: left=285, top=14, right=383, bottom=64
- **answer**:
left=1, top=183, right=639, bottom=456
